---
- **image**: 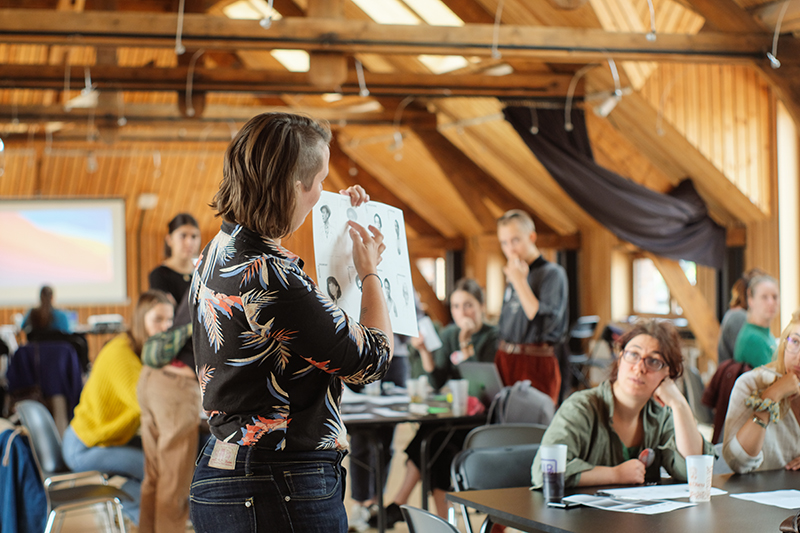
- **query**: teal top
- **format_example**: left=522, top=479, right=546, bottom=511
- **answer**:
left=734, top=322, right=776, bottom=368
left=531, top=381, right=715, bottom=488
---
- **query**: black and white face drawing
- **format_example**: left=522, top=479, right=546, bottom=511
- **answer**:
left=402, top=283, right=410, bottom=307
left=373, top=213, right=383, bottom=231
left=346, top=207, right=358, bottom=222
left=320, top=205, right=331, bottom=224
left=327, top=276, right=342, bottom=303
left=394, top=219, right=401, bottom=255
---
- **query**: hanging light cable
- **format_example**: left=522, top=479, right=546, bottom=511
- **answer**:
left=645, top=0, right=657, bottom=41
left=259, top=0, right=276, bottom=28
left=767, top=0, right=791, bottom=68
left=175, top=0, right=187, bottom=55
left=491, top=0, right=506, bottom=59
left=564, top=64, right=596, bottom=131
left=185, top=49, right=205, bottom=117
left=355, top=59, right=370, bottom=97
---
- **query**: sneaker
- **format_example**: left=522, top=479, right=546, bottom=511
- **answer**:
left=367, top=502, right=404, bottom=529
left=348, top=503, right=370, bottom=532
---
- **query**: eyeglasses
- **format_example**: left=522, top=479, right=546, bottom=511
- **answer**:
left=621, top=350, right=667, bottom=372
left=786, top=336, right=800, bottom=354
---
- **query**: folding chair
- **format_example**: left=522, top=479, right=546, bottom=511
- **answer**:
left=16, top=400, right=131, bottom=533
left=401, top=504, right=460, bottom=533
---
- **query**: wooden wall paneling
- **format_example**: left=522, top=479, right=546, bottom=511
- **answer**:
left=638, top=64, right=773, bottom=216
left=745, top=92, right=781, bottom=331
left=410, top=259, right=449, bottom=326
left=579, top=222, right=614, bottom=331
left=647, top=252, right=719, bottom=371
left=593, top=67, right=767, bottom=226
left=696, top=263, right=717, bottom=322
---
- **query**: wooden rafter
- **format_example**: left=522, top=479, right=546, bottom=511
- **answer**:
left=0, top=64, right=577, bottom=99
left=0, top=9, right=795, bottom=64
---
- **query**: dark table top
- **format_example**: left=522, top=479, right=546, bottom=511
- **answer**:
left=447, top=469, right=800, bottom=533
left=341, top=396, right=485, bottom=428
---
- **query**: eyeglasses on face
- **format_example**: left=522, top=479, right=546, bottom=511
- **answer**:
left=621, top=350, right=667, bottom=372
left=786, top=335, right=800, bottom=354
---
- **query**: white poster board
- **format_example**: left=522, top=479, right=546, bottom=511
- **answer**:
left=312, top=191, right=418, bottom=337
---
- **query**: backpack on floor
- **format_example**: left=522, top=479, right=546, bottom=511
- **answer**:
left=487, top=380, right=555, bottom=425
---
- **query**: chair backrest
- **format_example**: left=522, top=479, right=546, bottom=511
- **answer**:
left=713, top=443, right=733, bottom=475
left=568, top=315, right=600, bottom=354
left=400, top=505, right=460, bottom=533
left=487, top=381, right=555, bottom=425
left=452, top=443, right=540, bottom=493
left=15, top=400, right=69, bottom=477
left=463, top=423, right=547, bottom=450
left=680, top=367, right=714, bottom=425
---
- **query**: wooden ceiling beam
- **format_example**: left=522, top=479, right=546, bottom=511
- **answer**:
left=0, top=9, right=794, bottom=64
left=0, top=102, right=437, bottom=130
left=0, top=64, right=576, bottom=98
left=328, top=137, right=443, bottom=238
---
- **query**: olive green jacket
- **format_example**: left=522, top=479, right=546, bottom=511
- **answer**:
left=531, top=380, right=715, bottom=488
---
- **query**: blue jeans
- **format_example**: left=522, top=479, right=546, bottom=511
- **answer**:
left=61, top=425, right=143, bottom=524
left=190, top=437, right=348, bottom=533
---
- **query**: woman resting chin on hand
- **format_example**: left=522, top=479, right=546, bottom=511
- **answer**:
left=531, top=319, right=714, bottom=489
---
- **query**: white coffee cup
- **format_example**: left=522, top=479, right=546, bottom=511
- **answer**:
left=686, top=454, right=714, bottom=503
left=449, top=379, right=469, bottom=417
left=539, top=444, right=568, bottom=503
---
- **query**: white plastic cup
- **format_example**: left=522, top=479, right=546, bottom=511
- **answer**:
left=540, top=444, right=568, bottom=503
left=686, top=454, right=714, bottom=503
left=407, top=379, right=421, bottom=403
left=449, top=379, right=469, bottom=417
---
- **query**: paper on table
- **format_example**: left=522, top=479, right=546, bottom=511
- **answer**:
left=371, top=407, right=408, bottom=418
left=596, top=484, right=727, bottom=500
left=417, top=316, right=443, bottom=351
left=364, top=395, right=410, bottom=406
left=341, top=413, right=376, bottom=421
left=729, top=490, right=800, bottom=510
left=563, top=494, right=695, bottom=515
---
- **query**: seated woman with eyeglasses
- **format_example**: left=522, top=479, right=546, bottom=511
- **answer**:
left=531, top=319, right=713, bottom=488
left=723, top=310, right=800, bottom=474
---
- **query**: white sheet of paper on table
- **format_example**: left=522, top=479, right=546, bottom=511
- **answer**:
left=341, top=413, right=377, bottom=421
left=371, top=407, right=408, bottom=418
left=312, top=191, right=418, bottom=337
left=729, top=490, right=800, bottom=509
left=596, top=484, right=727, bottom=501
left=563, top=494, right=695, bottom=515
left=363, top=395, right=410, bottom=406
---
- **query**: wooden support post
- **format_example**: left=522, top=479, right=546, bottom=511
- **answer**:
left=307, top=0, right=347, bottom=90
left=647, top=253, right=720, bottom=372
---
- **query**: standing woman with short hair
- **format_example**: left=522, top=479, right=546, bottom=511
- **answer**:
left=189, top=112, right=393, bottom=533
left=148, top=213, right=201, bottom=305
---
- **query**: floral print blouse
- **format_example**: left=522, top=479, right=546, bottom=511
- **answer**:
left=190, top=221, right=392, bottom=452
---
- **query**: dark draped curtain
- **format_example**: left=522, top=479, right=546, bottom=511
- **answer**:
left=503, top=106, right=725, bottom=269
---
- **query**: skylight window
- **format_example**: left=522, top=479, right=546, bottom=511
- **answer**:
left=223, top=0, right=282, bottom=20
left=350, top=0, right=420, bottom=25
left=418, top=55, right=469, bottom=74
left=270, top=50, right=310, bottom=72
left=403, top=0, right=464, bottom=27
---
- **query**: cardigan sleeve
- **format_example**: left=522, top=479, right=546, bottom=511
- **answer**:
left=723, top=371, right=766, bottom=473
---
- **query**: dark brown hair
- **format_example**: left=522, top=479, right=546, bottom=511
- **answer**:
left=213, top=113, right=332, bottom=239
left=448, top=278, right=485, bottom=307
left=164, top=213, right=199, bottom=258
left=729, top=268, right=767, bottom=309
left=127, top=290, right=173, bottom=357
left=30, top=285, right=54, bottom=330
left=609, top=319, right=684, bottom=381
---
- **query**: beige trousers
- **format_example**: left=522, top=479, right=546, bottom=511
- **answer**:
left=137, top=366, right=202, bottom=533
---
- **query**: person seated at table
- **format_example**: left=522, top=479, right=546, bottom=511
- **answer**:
left=734, top=275, right=780, bottom=368
left=723, top=310, right=800, bottom=474
left=61, top=290, right=174, bottom=524
left=531, top=319, right=713, bottom=488
left=21, top=285, right=72, bottom=335
left=375, top=278, right=498, bottom=526
left=718, top=269, right=765, bottom=364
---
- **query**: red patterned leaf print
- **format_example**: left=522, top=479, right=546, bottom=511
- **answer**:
left=298, top=355, right=341, bottom=374
left=238, top=415, right=292, bottom=446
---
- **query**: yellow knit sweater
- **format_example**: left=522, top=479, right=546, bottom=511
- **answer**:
left=70, top=334, right=142, bottom=448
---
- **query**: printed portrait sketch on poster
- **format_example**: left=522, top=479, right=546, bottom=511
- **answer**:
left=312, top=190, right=418, bottom=337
